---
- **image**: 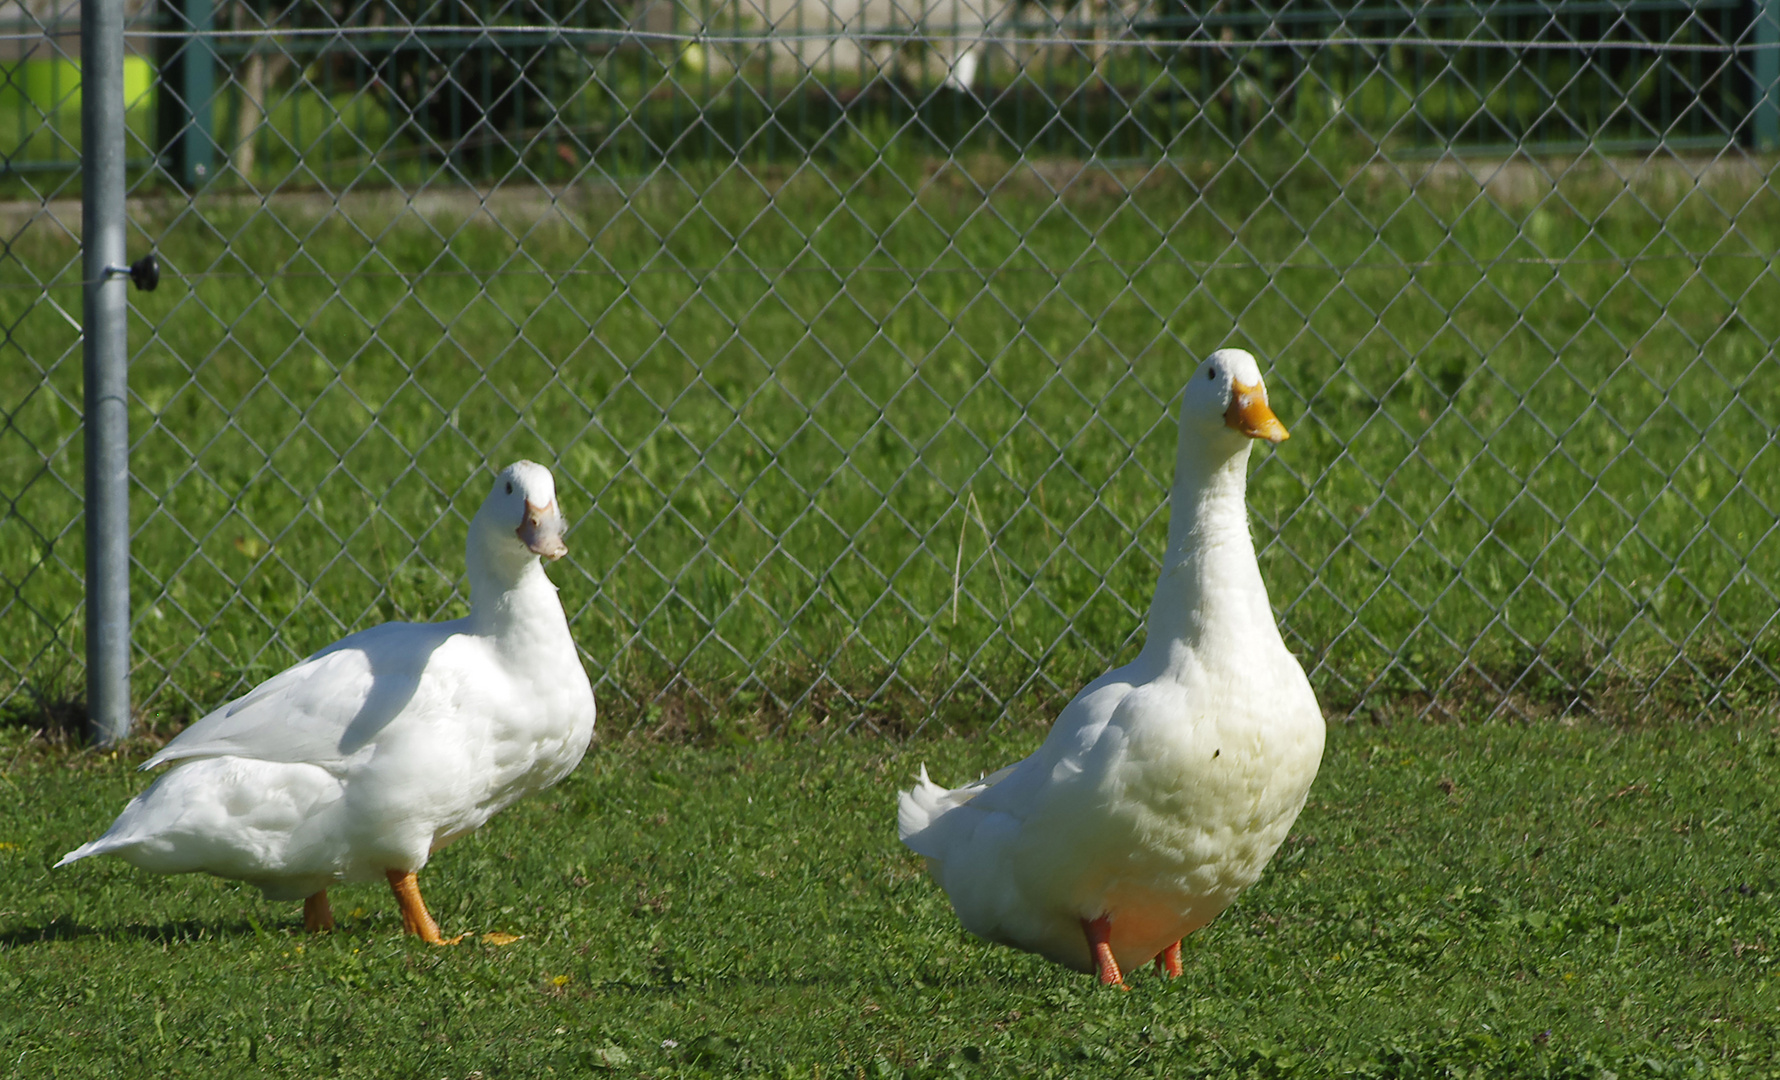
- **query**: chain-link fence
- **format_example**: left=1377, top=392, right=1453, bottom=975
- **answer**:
left=4, top=0, right=1778, bottom=738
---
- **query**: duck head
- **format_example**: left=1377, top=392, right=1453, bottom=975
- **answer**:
left=1180, top=348, right=1289, bottom=447
left=472, top=461, right=568, bottom=572
left=1148, top=350, right=1291, bottom=639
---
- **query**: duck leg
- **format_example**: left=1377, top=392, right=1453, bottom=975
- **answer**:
left=385, top=869, right=461, bottom=945
left=303, top=890, right=334, bottom=933
left=1153, top=940, right=1182, bottom=978
left=1080, top=915, right=1126, bottom=988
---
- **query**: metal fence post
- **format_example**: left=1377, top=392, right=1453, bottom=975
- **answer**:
left=82, top=0, right=132, bottom=744
left=1759, top=0, right=1780, bottom=149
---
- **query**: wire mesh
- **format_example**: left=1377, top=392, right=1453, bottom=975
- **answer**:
left=3, top=0, right=1778, bottom=736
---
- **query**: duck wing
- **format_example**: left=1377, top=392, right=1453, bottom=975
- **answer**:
left=143, top=619, right=465, bottom=770
left=964, top=669, right=1141, bottom=814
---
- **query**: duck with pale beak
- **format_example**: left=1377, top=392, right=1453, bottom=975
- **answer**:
left=59, top=461, right=597, bottom=944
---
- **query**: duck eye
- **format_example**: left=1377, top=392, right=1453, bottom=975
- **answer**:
left=1207, top=369, right=1215, bottom=381
left=505, top=482, right=513, bottom=495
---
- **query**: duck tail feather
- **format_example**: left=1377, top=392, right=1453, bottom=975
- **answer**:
left=54, top=838, right=115, bottom=868
left=897, top=764, right=953, bottom=845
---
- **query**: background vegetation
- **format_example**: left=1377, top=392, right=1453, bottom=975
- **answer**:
left=1, top=0, right=1752, bottom=189
left=4, top=150, right=1778, bottom=735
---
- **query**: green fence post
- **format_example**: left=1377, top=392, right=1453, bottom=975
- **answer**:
left=1759, top=0, right=1780, bottom=149
left=156, top=0, right=216, bottom=187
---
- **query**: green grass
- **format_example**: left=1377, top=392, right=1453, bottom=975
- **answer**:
left=4, top=156, right=1780, bottom=734
left=4, top=718, right=1779, bottom=1077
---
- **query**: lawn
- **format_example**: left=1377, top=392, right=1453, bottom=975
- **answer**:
left=3, top=153, right=1779, bottom=736
left=3, top=717, right=1778, bottom=1077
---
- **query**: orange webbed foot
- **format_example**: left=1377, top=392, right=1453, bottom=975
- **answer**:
left=303, top=890, right=334, bottom=934
left=1081, top=915, right=1128, bottom=989
left=1153, top=940, right=1182, bottom=979
left=385, top=869, right=460, bottom=945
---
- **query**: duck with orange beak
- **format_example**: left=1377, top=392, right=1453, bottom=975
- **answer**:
left=898, top=349, right=1323, bottom=987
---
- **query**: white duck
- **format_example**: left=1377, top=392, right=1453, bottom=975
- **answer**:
left=59, top=461, right=597, bottom=944
left=898, top=349, right=1324, bottom=987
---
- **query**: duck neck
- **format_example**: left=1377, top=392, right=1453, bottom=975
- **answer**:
left=1141, top=434, right=1276, bottom=661
left=464, top=531, right=567, bottom=645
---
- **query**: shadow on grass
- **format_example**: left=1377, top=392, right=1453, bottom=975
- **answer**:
left=0, top=680, right=88, bottom=747
left=0, top=915, right=266, bottom=947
